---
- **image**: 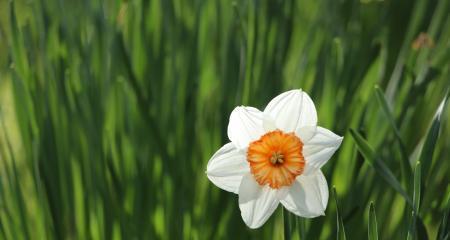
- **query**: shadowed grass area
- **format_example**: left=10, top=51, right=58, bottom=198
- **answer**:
left=0, top=0, right=449, bottom=239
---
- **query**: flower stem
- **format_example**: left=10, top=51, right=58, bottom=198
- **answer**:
left=283, top=207, right=291, bottom=240
left=297, top=217, right=305, bottom=240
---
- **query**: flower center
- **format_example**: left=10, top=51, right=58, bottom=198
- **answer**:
left=270, top=151, right=284, bottom=164
left=247, top=130, right=305, bottom=189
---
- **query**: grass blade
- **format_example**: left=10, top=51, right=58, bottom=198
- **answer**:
left=374, top=85, right=412, bottom=185
left=333, top=187, right=346, bottom=240
left=407, top=161, right=422, bottom=240
left=297, top=217, right=306, bottom=240
left=413, top=161, right=422, bottom=214
left=437, top=197, right=450, bottom=240
left=368, top=202, right=378, bottom=240
left=420, top=90, right=449, bottom=184
left=349, top=129, right=412, bottom=206
left=283, top=207, right=291, bottom=240
left=0, top=114, right=31, bottom=240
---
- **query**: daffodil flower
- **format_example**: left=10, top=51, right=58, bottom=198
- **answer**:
left=206, top=89, right=343, bottom=229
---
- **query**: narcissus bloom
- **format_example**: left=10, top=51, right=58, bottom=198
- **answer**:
left=206, top=90, right=343, bottom=228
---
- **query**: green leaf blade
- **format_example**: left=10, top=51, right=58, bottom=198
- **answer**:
left=374, top=85, right=412, bottom=185
left=368, top=202, right=378, bottom=240
left=333, top=187, right=347, bottom=240
left=349, top=129, right=412, bottom=206
left=407, top=161, right=422, bottom=240
left=420, top=90, right=449, bottom=185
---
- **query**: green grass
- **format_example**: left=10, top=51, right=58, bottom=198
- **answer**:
left=0, top=0, right=449, bottom=239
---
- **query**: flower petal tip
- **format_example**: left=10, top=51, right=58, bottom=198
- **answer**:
left=337, top=136, right=344, bottom=146
left=245, top=223, right=260, bottom=229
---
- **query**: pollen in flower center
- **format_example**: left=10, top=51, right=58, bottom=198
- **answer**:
left=270, top=151, right=284, bottom=164
left=247, top=130, right=305, bottom=189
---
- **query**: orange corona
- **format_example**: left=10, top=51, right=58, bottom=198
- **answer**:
left=247, top=130, right=305, bottom=189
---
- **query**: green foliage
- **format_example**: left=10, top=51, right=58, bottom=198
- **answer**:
left=333, top=187, right=347, bottom=240
left=350, top=129, right=412, bottom=206
left=0, top=0, right=449, bottom=239
left=368, top=202, right=378, bottom=240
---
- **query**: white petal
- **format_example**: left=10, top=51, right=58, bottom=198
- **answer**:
left=296, top=126, right=317, bottom=142
left=264, top=90, right=317, bottom=132
left=263, top=112, right=277, bottom=132
left=280, top=170, right=329, bottom=218
left=227, top=106, right=265, bottom=149
left=302, top=127, right=343, bottom=171
left=238, top=174, right=283, bottom=229
left=206, top=143, right=250, bottom=193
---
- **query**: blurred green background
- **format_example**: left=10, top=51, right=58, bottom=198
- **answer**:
left=0, top=0, right=449, bottom=239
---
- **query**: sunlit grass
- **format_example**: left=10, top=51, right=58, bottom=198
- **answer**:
left=0, top=0, right=449, bottom=239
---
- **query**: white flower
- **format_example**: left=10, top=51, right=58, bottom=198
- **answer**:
left=206, top=89, right=343, bottom=229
